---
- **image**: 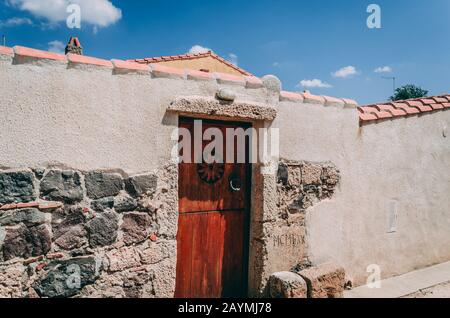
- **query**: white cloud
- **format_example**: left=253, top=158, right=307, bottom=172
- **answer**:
left=272, top=62, right=279, bottom=67
left=332, top=66, right=358, bottom=78
left=48, top=40, right=65, bottom=54
left=189, top=45, right=211, bottom=54
left=228, top=53, right=238, bottom=66
left=298, top=79, right=332, bottom=88
left=374, top=66, right=392, bottom=73
left=0, top=17, right=33, bottom=27
left=6, top=0, right=122, bottom=27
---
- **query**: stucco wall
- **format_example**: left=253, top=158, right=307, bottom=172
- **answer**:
left=0, top=57, right=267, bottom=174
left=276, top=101, right=450, bottom=286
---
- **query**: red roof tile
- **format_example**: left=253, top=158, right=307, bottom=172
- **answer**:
left=128, top=51, right=252, bottom=76
left=405, top=100, right=432, bottom=112
left=360, top=94, right=450, bottom=124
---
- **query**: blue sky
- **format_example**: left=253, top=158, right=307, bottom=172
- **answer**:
left=0, top=0, right=449, bottom=104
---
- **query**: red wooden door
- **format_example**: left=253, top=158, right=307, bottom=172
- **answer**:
left=175, top=117, right=251, bottom=298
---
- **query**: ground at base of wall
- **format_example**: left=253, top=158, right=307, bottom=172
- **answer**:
left=403, top=281, right=450, bottom=298
left=345, top=261, right=450, bottom=298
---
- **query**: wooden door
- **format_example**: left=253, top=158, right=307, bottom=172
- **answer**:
left=175, top=117, right=251, bottom=298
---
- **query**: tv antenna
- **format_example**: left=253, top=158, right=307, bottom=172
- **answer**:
left=382, top=76, right=396, bottom=95
left=1, top=35, right=5, bottom=47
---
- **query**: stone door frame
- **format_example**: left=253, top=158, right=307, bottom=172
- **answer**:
left=166, top=97, right=279, bottom=297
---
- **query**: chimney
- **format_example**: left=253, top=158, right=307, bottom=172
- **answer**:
left=65, top=37, right=83, bottom=55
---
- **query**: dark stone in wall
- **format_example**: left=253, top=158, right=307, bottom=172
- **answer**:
left=123, top=271, right=151, bottom=298
left=2, top=224, right=51, bottom=261
left=277, top=163, right=289, bottom=186
left=0, top=171, right=36, bottom=204
left=33, top=257, right=100, bottom=298
left=85, top=172, right=124, bottom=200
left=87, top=212, right=118, bottom=248
left=121, top=213, right=153, bottom=245
left=125, top=174, right=157, bottom=198
left=0, top=208, right=46, bottom=226
left=90, top=197, right=115, bottom=212
left=40, top=170, right=83, bottom=204
left=52, top=207, right=88, bottom=250
left=114, top=193, right=138, bottom=213
left=32, top=168, right=46, bottom=180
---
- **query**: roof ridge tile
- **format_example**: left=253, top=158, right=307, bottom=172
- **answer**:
left=0, top=45, right=13, bottom=55
left=360, top=94, right=450, bottom=125
left=14, top=45, right=66, bottom=62
left=67, top=53, right=112, bottom=68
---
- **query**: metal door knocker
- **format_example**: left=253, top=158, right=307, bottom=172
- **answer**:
left=229, top=174, right=242, bottom=192
left=197, top=162, right=225, bottom=184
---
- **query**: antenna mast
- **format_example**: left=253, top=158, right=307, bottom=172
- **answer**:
left=382, top=76, right=396, bottom=95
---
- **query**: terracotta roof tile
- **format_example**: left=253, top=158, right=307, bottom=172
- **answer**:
left=14, top=45, right=66, bottom=61
left=214, top=72, right=246, bottom=86
left=360, top=94, right=450, bottom=124
left=429, top=103, right=444, bottom=110
left=186, top=69, right=215, bottom=81
left=391, top=102, right=420, bottom=115
left=405, top=100, right=432, bottom=112
left=67, top=53, right=112, bottom=68
left=432, top=96, right=448, bottom=103
left=302, top=91, right=325, bottom=104
left=359, top=113, right=377, bottom=122
left=280, top=91, right=304, bottom=102
left=375, top=104, right=407, bottom=117
left=420, top=98, right=436, bottom=105
left=0, top=45, right=13, bottom=55
left=323, top=95, right=345, bottom=106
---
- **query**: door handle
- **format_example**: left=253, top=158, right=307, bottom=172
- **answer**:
left=229, top=175, right=242, bottom=192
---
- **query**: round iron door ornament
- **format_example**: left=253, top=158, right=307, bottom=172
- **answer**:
left=197, top=162, right=225, bottom=184
left=229, top=173, right=243, bottom=192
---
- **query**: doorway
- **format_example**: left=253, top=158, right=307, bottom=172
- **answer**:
left=175, top=117, right=252, bottom=298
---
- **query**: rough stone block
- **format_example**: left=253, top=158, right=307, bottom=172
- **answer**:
left=52, top=207, right=88, bottom=250
left=0, top=208, right=47, bottom=227
left=121, top=212, right=153, bottom=245
left=40, top=170, right=83, bottom=203
left=85, top=172, right=124, bottom=199
left=33, top=257, right=101, bottom=298
left=125, top=174, right=157, bottom=197
left=0, top=264, right=27, bottom=298
left=90, top=197, right=115, bottom=212
left=107, top=246, right=141, bottom=272
left=2, top=224, right=51, bottom=261
left=268, top=271, right=307, bottom=298
left=141, top=241, right=176, bottom=265
left=322, top=165, right=340, bottom=187
left=0, top=171, right=36, bottom=205
left=298, top=263, right=346, bottom=298
left=86, top=212, right=118, bottom=248
left=114, top=192, right=138, bottom=213
left=301, top=163, right=323, bottom=185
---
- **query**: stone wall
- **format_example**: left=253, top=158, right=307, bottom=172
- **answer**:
left=252, top=159, right=341, bottom=296
left=0, top=164, right=177, bottom=298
